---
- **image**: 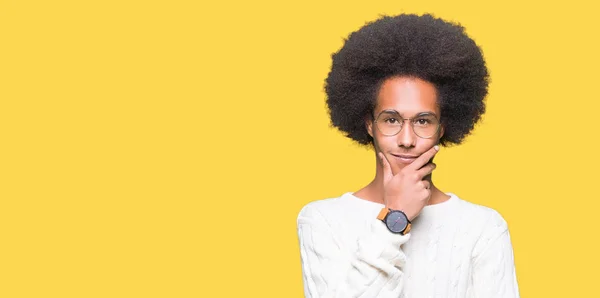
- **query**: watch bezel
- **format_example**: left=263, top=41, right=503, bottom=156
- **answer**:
left=384, top=209, right=410, bottom=234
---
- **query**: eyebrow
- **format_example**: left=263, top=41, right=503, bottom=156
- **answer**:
left=379, top=109, right=438, bottom=117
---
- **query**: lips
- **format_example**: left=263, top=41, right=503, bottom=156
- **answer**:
left=391, top=153, right=418, bottom=164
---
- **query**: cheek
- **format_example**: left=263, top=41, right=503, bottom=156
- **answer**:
left=416, top=138, right=439, bottom=150
left=372, top=134, right=397, bottom=150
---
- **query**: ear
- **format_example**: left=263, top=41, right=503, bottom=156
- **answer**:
left=365, top=116, right=374, bottom=137
left=438, top=125, right=445, bottom=141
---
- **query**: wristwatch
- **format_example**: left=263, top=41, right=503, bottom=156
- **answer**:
left=377, top=208, right=412, bottom=235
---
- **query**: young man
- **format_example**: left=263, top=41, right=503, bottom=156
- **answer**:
left=297, top=14, right=519, bottom=298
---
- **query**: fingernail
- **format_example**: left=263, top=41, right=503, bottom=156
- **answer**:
left=434, top=145, right=439, bottom=151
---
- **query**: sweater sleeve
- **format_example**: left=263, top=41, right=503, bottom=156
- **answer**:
left=471, top=213, right=520, bottom=298
left=297, top=203, right=410, bottom=298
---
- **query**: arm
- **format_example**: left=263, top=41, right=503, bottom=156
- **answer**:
left=471, top=216, right=520, bottom=298
left=297, top=204, right=410, bottom=298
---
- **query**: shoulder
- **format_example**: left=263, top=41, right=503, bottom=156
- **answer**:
left=297, top=192, right=373, bottom=227
left=453, top=195, right=508, bottom=232
left=451, top=196, right=511, bottom=255
left=297, top=193, right=351, bottom=221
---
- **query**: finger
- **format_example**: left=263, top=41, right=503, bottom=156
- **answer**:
left=421, top=180, right=431, bottom=189
left=378, top=152, right=393, bottom=183
left=416, top=163, right=436, bottom=180
left=407, top=145, right=440, bottom=171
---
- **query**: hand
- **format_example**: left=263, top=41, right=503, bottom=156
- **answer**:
left=378, top=145, right=439, bottom=221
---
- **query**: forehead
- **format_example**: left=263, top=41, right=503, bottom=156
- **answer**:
left=375, top=76, right=439, bottom=116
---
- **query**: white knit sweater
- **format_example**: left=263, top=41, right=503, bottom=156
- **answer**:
left=297, top=192, right=519, bottom=298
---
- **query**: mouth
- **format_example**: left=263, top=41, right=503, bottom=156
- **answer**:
left=390, top=153, right=418, bottom=164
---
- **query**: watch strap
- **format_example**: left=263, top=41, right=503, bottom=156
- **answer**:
left=403, top=222, right=412, bottom=235
left=377, top=207, right=389, bottom=221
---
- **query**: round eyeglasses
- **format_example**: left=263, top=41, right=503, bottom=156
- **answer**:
left=374, top=110, right=441, bottom=139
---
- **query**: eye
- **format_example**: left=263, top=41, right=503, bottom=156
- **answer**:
left=414, top=118, right=432, bottom=126
left=384, top=117, right=400, bottom=124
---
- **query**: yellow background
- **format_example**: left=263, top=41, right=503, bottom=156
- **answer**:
left=1, top=0, right=599, bottom=297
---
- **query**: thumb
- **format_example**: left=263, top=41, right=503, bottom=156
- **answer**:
left=378, top=152, right=393, bottom=183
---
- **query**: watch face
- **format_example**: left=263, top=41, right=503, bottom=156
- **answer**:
left=385, top=211, right=408, bottom=233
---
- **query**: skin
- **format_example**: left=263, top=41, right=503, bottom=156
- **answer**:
left=353, top=76, right=451, bottom=221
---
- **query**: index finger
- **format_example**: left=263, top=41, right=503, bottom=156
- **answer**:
left=407, top=145, right=439, bottom=171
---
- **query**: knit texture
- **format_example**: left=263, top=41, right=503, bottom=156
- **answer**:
left=297, top=192, right=519, bottom=298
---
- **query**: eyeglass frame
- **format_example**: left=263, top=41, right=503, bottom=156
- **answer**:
left=372, top=109, right=442, bottom=139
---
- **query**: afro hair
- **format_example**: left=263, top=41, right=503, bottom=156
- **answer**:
left=325, top=14, right=489, bottom=146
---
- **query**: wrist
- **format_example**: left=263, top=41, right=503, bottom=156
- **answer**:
left=377, top=207, right=412, bottom=235
left=386, top=204, right=417, bottom=221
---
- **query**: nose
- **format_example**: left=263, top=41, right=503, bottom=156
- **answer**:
left=397, top=120, right=416, bottom=148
